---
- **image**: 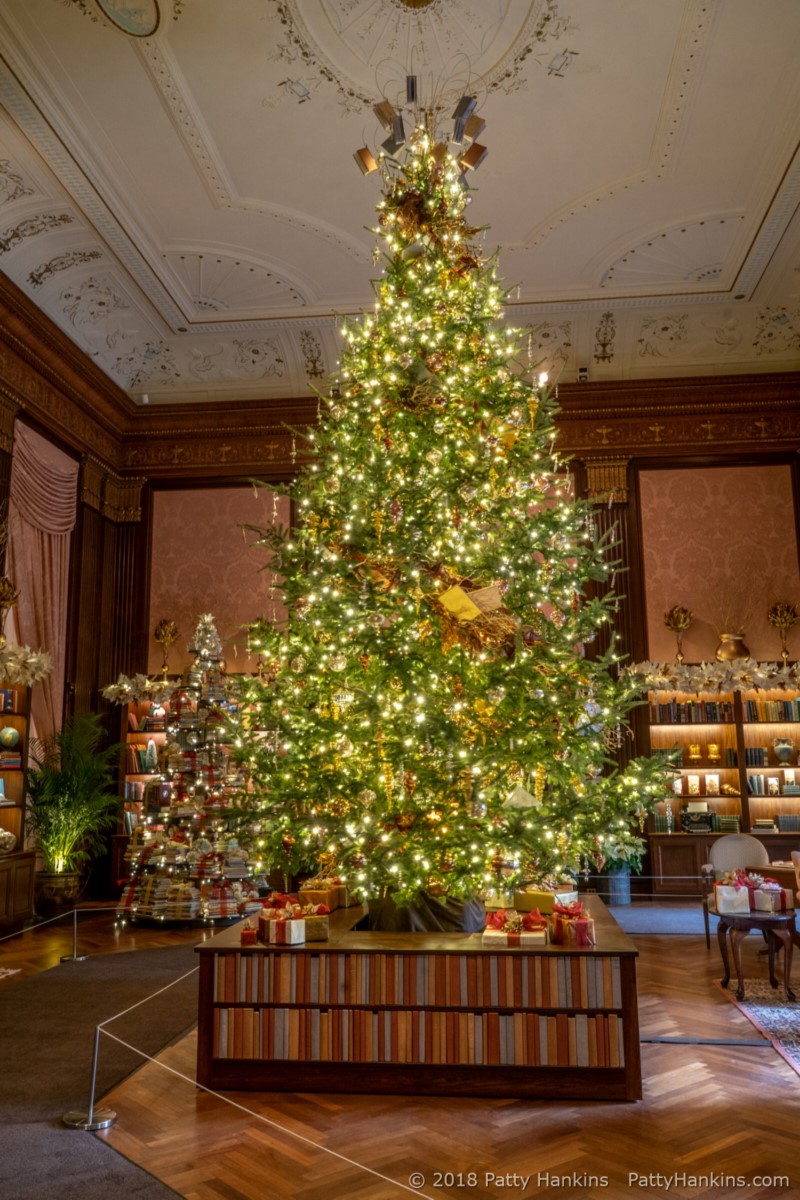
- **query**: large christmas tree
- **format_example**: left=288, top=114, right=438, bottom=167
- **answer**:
left=235, top=117, right=667, bottom=907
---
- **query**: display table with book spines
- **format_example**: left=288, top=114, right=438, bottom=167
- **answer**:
left=195, top=899, right=641, bottom=1100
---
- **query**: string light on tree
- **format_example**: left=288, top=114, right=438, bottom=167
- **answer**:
left=231, top=99, right=669, bottom=908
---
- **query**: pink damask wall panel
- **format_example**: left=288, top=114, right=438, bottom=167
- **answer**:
left=639, top=465, right=800, bottom=663
left=148, top=487, right=289, bottom=676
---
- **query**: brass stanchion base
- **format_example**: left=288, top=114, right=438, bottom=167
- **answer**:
left=62, top=1107, right=117, bottom=1131
left=60, top=953, right=88, bottom=962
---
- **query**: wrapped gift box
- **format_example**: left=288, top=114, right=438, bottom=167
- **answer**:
left=565, top=915, right=595, bottom=946
left=301, top=902, right=331, bottom=941
left=754, top=886, right=794, bottom=913
left=304, top=914, right=330, bottom=941
left=483, top=909, right=547, bottom=945
left=713, top=884, right=751, bottom=914
left=482, top=927, right=547, bottom=946
left=548, top=902, right=586, bottom=945
left=514, top=889, right=556, bottom=915
left=298, top=887, right=338, bottom=909
left=268, top=918, right=306, bottom=945
left=514, top=886, right=579, bottom=914
left=240, top=924, right=258, bottom=946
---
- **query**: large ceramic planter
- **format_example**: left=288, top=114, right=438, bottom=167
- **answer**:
left=34, top=870, right=81, bottom=917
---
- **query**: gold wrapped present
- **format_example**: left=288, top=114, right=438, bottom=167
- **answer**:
left=298, top=887, right=339, bottom=910
left=514, top=889, right=556, bottom=914
left=303, top=914, right=330, bottom=941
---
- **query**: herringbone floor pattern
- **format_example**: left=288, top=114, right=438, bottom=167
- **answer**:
left=4, top=909, right=798, bottom=1199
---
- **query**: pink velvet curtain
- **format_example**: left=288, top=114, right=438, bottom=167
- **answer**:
left=7, top=422, right=79, bottom=739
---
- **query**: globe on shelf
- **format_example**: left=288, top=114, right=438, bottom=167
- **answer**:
left=0, top=726, right=20, bottom=749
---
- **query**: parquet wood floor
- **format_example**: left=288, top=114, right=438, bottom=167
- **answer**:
left=4, top=908, right=800, bottom=1199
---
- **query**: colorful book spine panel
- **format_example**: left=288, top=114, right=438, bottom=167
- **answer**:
left=212, top=951, right=622, bottom=1010
left=211, top=1005, right=625, bottom=1068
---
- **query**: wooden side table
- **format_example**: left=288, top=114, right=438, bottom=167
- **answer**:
left=716, top=910, right=796, bottom=1002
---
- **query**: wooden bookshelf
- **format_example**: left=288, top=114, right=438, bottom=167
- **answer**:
left=647, top=682, right=800, bottom=835
left=0, top=683, right=33, bottom=926
left=195, top=901, right=641, bottom=1101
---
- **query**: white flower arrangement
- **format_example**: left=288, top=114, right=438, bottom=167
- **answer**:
left=626, top=659, right=800, bottom=694
left=597, top=828, right=646, bottom=873
left=102, top=673, right=178, bottom=705
left=0, top=644, right=52, bottom=686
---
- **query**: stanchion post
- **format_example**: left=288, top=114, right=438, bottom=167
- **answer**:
left=60, top=907, right=88, bottom=963
left=62, top=1024, right=117, bottom=1131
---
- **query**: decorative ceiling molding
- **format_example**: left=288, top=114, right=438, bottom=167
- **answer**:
left=0, top=210, right=75, bottom=254
left=276, top=0, right=571, bottom=112
left=136, top=39, right=372, bottom=264
left=730, top=141, right=800, bottom=299
left=57, top=0, right=184, bottom=33
left=28, top=248, right=103, bottom=288
left=600, top=215, right=745, bottom=289
left=523, top=0, right=720, bottom=250
left=161, top=248, right=309, bottom=315
left=0, top=40, right=183, bottom=331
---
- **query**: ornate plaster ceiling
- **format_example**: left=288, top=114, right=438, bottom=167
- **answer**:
left=0, top=0, right=798, bottom=407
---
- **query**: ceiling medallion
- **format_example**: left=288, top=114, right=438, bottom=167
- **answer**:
left=279, top=1, right=567, bottom=113
left=94, top=0, right=160, bottom=37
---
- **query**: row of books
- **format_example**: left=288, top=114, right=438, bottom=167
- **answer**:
left=745, top=747, right=771, bottom=766
left=649, top=700, right=734, bottom=724
left=128, top=711, right=166, bottom=732
left=743, top=699, right=800, bottom=723
left=213, top=1005, right=626, bottom=1068
left=0, top=689, right=19, bottom=713
left=746, top=775, right=785, bottom=796
left=213, top=951, right=622, bottom=1011
left=126, top=744, right=159, bottom=774
left=0, top=751, right=22, bottom=769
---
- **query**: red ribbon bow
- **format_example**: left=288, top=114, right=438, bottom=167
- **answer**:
left=486, top=910, right=510, bottom=930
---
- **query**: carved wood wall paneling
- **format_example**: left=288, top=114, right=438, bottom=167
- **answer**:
left=555, top=373, right=800, bottom=458
left=102, top=472, right=146, bottom=522
left=119, top=396, right=319, bottom=480
left=576, top=458, right=639, bottom=770
left=0, top=391, right=20, bottom=457
left=0, top=274, right=134, bottom=469
left=66, top=488, right=151, bottom=723
left=0, top=399, right=15, bottom=529
left=80, top=454, right=106, bottom=513
left=109, top=512, right=151, bottom=680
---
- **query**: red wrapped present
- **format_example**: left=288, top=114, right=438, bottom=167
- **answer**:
left=549, top=903, right=590, bottom=945
left=240, top=922, right=257, bottom=946
left=264, top=891, right=299, bottom=909
left=565, top=914, right=596, bottom=946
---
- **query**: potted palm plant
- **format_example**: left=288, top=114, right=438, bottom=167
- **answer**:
left=25, top=712, right=121, bottom=915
